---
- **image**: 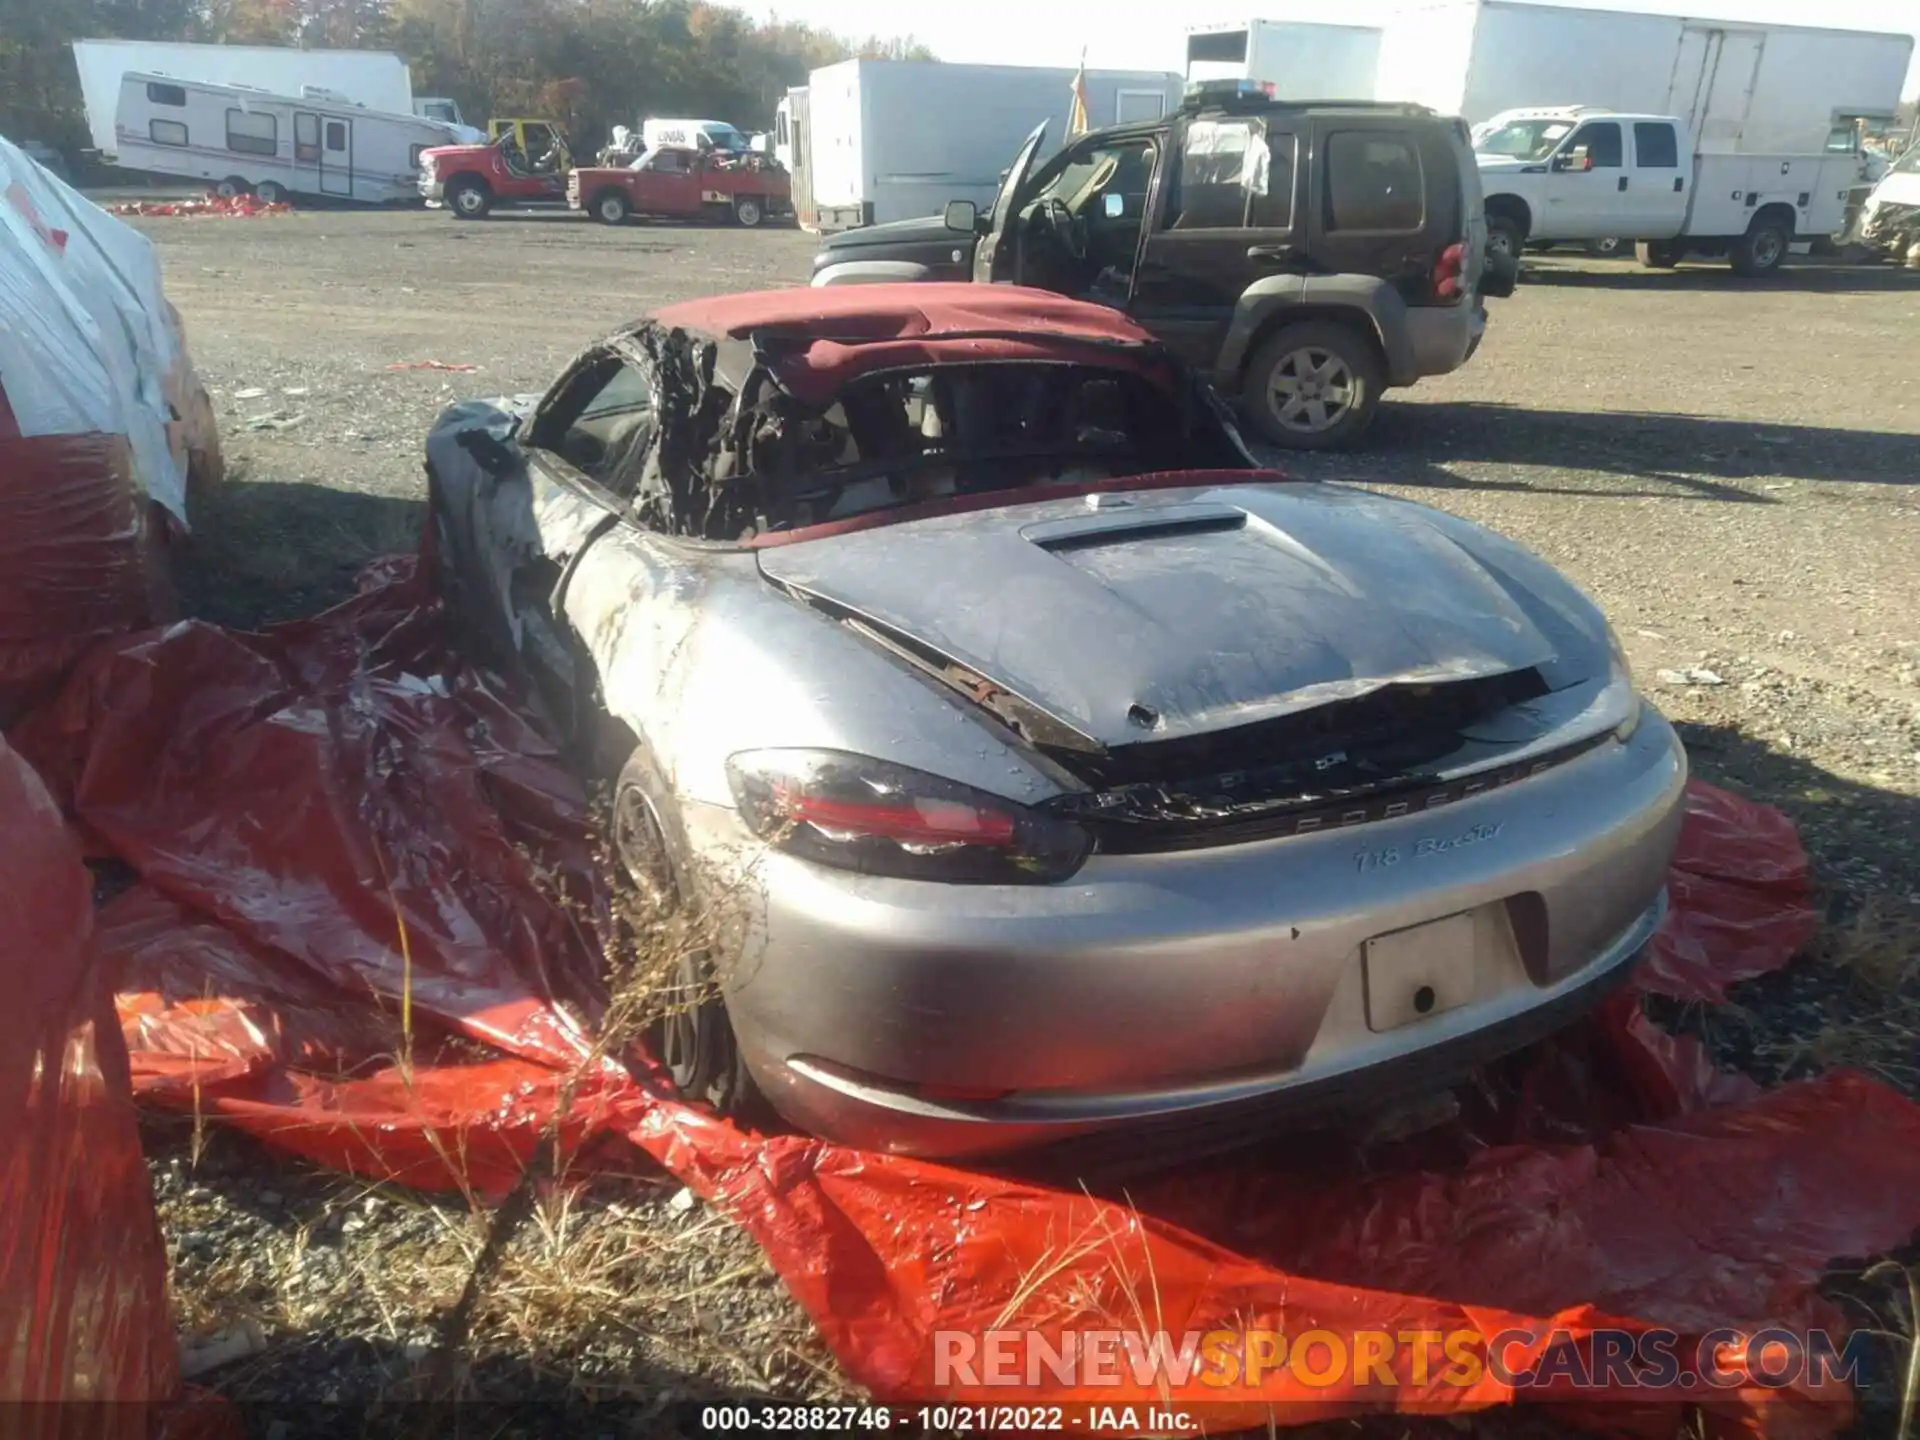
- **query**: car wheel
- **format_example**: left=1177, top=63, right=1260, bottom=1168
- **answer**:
left=595, top=191, right=630, bottom=225
left=215, top=176, right=252, bottom=200
left=733, top=196, right=764, bottom=228
left=1730, top=217, right=1789, bottom=277
left=1585, top=236, right=1624, bottom=257
left=611, top=757, right=759, bottom=1116
left=1485, top=215, right=1524, bottom=268
left=447, top=178, right=492, bottom=220
left=1636, top=239, right=1682, bottom=269
left=253, top=180, right=287, bottom=206
left=1240, top=321, right=1384, bottom=451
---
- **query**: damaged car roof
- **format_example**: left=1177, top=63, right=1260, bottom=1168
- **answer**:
left=643, top=283, right=1172, bottom=403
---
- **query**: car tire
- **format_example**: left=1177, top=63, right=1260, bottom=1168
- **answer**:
left=733, top=196, right=764, bottom=228
left=447, top=178, right=492, bottom=220
left=1485, top=214, right=1524, bottom=269
left=1636, top=239, right=1682, bottom=269
left=215, top=176, right=252, bottom=200
left=1240, top=320, right=1384, bottom=452
left=611, top=754, right=761, bottom=1118
left=594, top=190, right=631, bottom=225
left=1730, top=216, right=1790, bottom=277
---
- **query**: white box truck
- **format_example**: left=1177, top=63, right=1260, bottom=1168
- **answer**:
left=71, top=39, right=477, bottom=158
left=785, top=59, right=1184, bottom=230
left=1371, top=1, right=1912, bottom=146
left=1183, top=20, right=1385, bottom=101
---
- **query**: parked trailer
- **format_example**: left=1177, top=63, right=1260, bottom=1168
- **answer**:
left=71, top=38, right=475, bottom=156
left=111, top=71, right=461, bottom=204
left=1371, top=0, right=1911, bottom=149
left=783, top=59, right=1184, bottom=231
left=1184, top=20, right=1385, bottom=101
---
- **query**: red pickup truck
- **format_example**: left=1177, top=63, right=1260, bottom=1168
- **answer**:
left=567, top=146, right=792, bottom=228
left=419, top=133, right=569, bottom=219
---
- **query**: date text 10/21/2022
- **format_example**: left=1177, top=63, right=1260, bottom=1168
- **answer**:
left=695, top=1405, right=1190, bottom=1433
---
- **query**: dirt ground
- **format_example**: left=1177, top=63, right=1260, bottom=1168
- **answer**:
left=128, top=205, right=1920, bottom=1431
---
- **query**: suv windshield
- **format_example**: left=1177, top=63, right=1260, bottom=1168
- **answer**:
left=1476, top=119, right=1576, bottom=161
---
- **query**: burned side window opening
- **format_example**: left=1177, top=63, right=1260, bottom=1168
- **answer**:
left=622, top=324, right=1252, bottom=541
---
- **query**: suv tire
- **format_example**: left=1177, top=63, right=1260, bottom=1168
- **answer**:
left=1240, top=321, right=1384, bottom=451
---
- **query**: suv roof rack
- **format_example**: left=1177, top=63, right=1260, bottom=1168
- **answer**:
left=1178, top=80, right=1438, bottom=117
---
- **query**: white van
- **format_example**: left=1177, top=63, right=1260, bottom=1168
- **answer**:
left=110, top=70, right=460, bottom=204
left=640, top=118, right=753, bottom=153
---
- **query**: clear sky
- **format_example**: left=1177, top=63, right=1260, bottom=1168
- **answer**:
left=756, top=0, right=1920, bottom=98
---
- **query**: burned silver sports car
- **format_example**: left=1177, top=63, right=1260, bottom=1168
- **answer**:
left=424, top=283, right=1686, bottom=1160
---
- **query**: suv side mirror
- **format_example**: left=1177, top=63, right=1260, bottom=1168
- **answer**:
left=945, top=199, right=979, bottom=233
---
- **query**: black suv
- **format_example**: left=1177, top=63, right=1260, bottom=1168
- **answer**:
left=809, top=82, right=1516, bottom=450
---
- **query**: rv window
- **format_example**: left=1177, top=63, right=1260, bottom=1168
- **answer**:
left=777, top=112, right=789, bottom=146
left=147, top=83, right=187, bottom=108
left=150, top=119, right=189, bottom=148
left=410, top=144, right=427, bottom=168
left=226, top=109, right=277, bottom=158
left=295, top=113, right=320, bottom=162
left=1633, top=123, right=1679, bottom=168
left=1324, top=131, right=1424, bottom=232
left=325, top=122, right=347, bottom=152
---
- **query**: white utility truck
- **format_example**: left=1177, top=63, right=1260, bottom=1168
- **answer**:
left=1474, top=105, right=1867, bottom=273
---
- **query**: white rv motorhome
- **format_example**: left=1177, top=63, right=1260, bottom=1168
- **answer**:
left=111, top=71, right=461, bottom=204
left=72, top=39, right=478, bottom=153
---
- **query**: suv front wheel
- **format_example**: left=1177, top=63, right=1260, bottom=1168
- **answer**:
left=1240, top=321, right=1385, bottom=451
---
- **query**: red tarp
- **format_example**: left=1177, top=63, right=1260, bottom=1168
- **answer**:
left=5, top=547, right=1916, bottom=1434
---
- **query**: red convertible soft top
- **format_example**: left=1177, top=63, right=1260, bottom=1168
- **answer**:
left=645, top=283, right=1171, bottom=403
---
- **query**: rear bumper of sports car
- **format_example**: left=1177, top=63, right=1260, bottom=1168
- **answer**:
left=696, top=709, right=1687, bottom=1159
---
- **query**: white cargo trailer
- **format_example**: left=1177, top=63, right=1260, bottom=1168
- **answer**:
left=1370, top=1, right=1911, bottom=150
left=1183, top=20, right=1385, bottom=101
left=786, top=59, right=1184, bottom=230
left=71, top=39, right=475, bottom=156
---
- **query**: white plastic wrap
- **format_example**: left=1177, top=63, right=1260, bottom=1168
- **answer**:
left=0, top=135, right=189, bottom=524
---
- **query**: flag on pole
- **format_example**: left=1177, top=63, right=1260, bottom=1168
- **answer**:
left=1067, top=50, right=1091, bottom=139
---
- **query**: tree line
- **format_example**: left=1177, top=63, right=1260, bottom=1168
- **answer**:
left=1, top=0, right=934, bottom=159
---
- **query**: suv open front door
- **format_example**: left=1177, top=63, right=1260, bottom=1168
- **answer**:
left=973, top=122, right=1050, bottom=284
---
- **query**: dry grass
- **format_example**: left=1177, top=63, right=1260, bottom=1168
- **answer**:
left=1753, top=899, right=1920, bottom=1094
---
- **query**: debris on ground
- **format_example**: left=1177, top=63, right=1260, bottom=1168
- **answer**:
left=1657, top=666, right=1727, bottom=686
left=102, top=193, right=292, bottom=219
left=387, top=361, right=479, bottom=372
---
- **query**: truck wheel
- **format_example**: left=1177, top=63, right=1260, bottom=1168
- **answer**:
left=254, top=180, right=287, bottom=205
left=447, top=178, right=492, bottom=220
left=1636, top=240, right=1682, bottom=269
left=1730, top=217, right=1789, bottom=277
left=1240, top=320, right=1384, bottom=452
left=1585, top=236, right=1625, bottom=258
left=733, top=196, right=765, bottom=228
left=215, top=176, right=252, bottom=200
left=594, top=190, right=631, bottom=225
left=1485, top=215, right=1524, bottom=268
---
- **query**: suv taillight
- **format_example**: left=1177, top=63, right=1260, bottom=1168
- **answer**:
left=1430, top=242, right=1466, bottom=303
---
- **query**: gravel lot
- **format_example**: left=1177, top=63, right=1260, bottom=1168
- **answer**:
left=130, top=205, right=1920, bottom=1430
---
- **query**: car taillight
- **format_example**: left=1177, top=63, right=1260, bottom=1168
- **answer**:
left=727, top=749, right=1092, bottom=884
left=1431, top=241, right=1466, bottom=302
